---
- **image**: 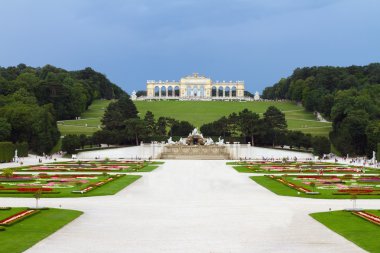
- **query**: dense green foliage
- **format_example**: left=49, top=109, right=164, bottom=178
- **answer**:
left=262, top=64, right=380, bottom=156
left=0, top=64, right=124, bottom=154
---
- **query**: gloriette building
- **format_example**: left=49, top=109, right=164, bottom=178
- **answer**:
left=146, top=73, right=245, bottom=99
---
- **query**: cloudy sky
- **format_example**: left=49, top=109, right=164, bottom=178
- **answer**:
left=1, top=0, right=379, bottom=93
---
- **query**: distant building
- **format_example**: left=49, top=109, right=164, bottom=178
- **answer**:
left=146, top=73, right=245, bottom=99
left=131, top=90, right=137, bottom=101
left=254, top=91, right=260, bottom=101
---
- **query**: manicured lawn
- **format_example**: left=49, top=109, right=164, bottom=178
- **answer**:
left=134, top=100, right=331, bottom=136
left=311, top=210, right=380, bottom=253
left=0, top=208, right=82, bottom=253
left=58, top=99, right=114, bottom=135
left=0, top=174, right=141, bottom=198
left=250, top=176, right=380, bottom=199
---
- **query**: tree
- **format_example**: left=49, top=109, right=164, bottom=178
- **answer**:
left=2, top=168, right=14, bottom=178
left=102, top=95, right=138, bottom=130
left=263, top=106, right=287, bottom=146
left=263, top=106, right=287, bottom=130
left=170, top=121, right=194, bottom=136
left=312, top=136, right=331, bottom=157
left=365, top=120, right=380, bottom=157
left=156, top=117, right=167, bottom=136
left=0, top=118, right=11, bottom=141
left=62, top=135, right=81, bottom=154
left=79, top=134, right=88, bottom=149
left=238, top=109, right=260, bottom=145
left=143, top=111, right=156, bottom=137
left=124, top=118, right=146, bottom=145
left=34, top=189, right=42, bottom=209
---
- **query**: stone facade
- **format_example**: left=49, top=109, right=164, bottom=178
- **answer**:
left=146, top=73, right=245, bottom=99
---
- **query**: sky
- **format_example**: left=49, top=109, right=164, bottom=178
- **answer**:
left=1, top=0, right=380, bottom=93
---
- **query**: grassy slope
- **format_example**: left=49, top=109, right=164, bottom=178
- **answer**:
left=58, top=99, right=331, bottom=136
left=135, top=100, right=331, bottom=136
left=0, top=208, right=82, bottom=253
left=58, top=99, right=114, bottom=135
left=311, top=210, right=380, bottom=253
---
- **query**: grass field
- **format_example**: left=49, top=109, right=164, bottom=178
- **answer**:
left=311, top=210, right=380, bottom=252
left=0, top=208, right=82, bottom=253
left=135, top=100, right=331, bottom=136
left=58, top=99, right=114, bottom=135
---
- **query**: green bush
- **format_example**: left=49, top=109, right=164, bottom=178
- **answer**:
left=0, top=142, right=15, bottom=162
left=377, top=143, right=380, bottom=161
left=15, top=142, right=28, bottom=157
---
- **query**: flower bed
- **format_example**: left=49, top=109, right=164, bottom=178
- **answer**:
left=0, top=209, right=39, bottom=226
left=267, top=175, right=313, bottom=193
left=72, top=175, right=123, bottom=194
left=352, top=211, right=380, bottom=226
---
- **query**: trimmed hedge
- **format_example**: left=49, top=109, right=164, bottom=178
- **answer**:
left=377, top=143, right=380, bottom=161
left=0, top=142, right=14, bottom=162
left=15, top=142, right=28, bottom=157
left=0, top=142, right=28, bottom=162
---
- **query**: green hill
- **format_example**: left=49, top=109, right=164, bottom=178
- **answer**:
left=58, top=99, right=114, bottom=135
left=134, top=100, right=331, bottom=136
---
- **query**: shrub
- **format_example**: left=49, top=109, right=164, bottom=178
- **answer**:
left=0, top=142, right=15, bottom=162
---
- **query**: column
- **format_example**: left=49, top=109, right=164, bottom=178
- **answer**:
left=159, top=86, right=161, bottom=97
left=223, top=87, right=225, bottom=97
left=229, top=86, right=232, bottom=97
left=166, top=86, right=168, bottom=97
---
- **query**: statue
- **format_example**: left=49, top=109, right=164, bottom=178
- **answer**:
left=216, top=136, right=224, bottom=145
left=372, top=151, right=376, bottom=163
left=254, top=91, right=260, bottom=101
left=167, top=137, right=175, bottom=144
left=205, top=137, right=214, bottom=145
left=178, top=137, right=187, bottom=145
left=192, top=128, right=199, bottom=136
left=131, top=90, right=137, bottom=101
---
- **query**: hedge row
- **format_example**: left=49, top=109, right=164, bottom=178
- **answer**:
left=0, top=142, right=28, bottom=162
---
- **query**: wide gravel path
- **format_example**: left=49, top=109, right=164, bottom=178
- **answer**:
left=3, top=160, right=378, bottom=252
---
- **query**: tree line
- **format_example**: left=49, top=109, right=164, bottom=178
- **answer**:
left=62, top=97, right=330, bottom=157
left=200, top=106, right=330, bottom=156
left=262, top=63, right=380, bottom=157
left=0, top=64, right=125, bottom=154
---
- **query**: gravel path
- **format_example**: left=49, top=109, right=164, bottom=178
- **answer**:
left=2, top=160, right=378, bottom=252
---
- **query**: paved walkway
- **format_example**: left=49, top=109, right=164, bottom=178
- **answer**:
left=2, top=160, right=379, bottom=252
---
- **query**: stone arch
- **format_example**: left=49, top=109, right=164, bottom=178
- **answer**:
left=191, top=86, right=197, bottom=97
left=168, top=86, right=173, bottom=96
left=187, top=85, right=192, bottom=96
left=154, top=86, right=160, bottom=97
left=231, top=86, right=237, bottom=97
left=174, top=86, right=180, bottom=97
left=225, top=86, right=230, bottom=97
left=161, top=86, right=166, bottom=97
left=200, top=86, right=205, bottom=97
left=211, top=86, right=217, bottom=97
left=218, top=86, right=224, bottom=97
